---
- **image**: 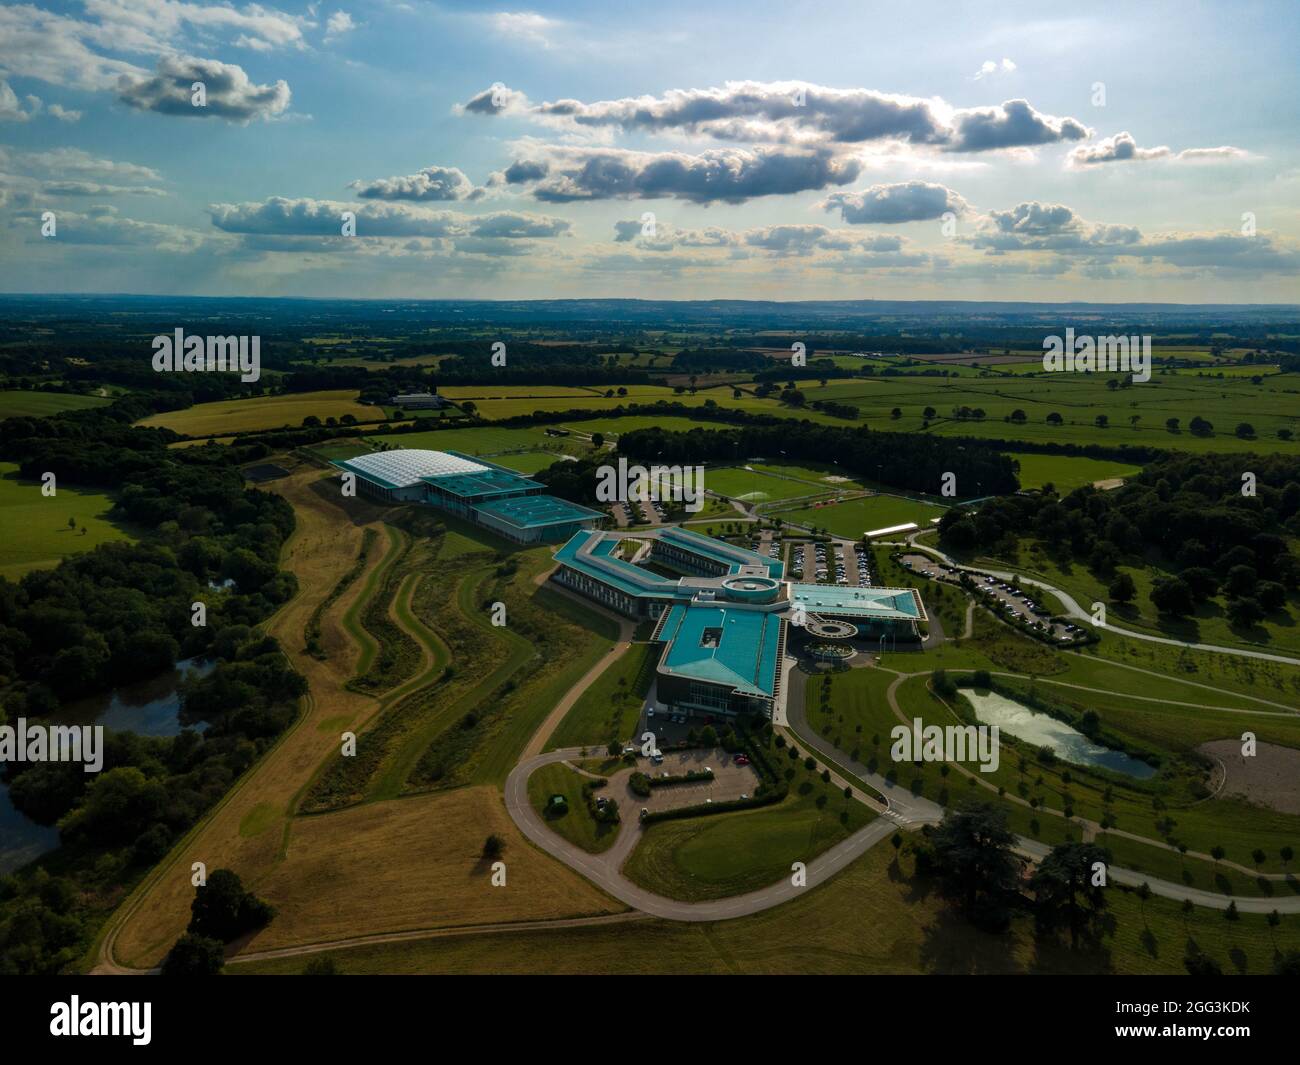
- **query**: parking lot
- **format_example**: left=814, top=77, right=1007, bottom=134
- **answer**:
left=898, top=553, right=1082, bottom=643
left=628, top=747, right=762, bottom=815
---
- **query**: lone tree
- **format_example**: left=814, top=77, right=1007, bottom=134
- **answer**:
left=1108, top=572, right=1136, bottom=603
left=161, top=933, right=225, bottom=976
left=188, top=868, right=275, bottom=943
left=928, top=805, right=1023, bottom=930
left=483, top=834, right=505, bottom=859
left=1030, top=841, right=1112, bottom=950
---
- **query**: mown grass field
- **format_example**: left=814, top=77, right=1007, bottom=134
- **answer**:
left=623, top=776, right=875, bottom=902
left=0, top=390, right=111, bottom=418
left=526, top=763, right=620, bottom=854
left=0, top=461, right=136, bottom=579
left=1004, top=451, right=1142, bottom=491
left=137, top=389, right=376, bottom=437
left=703, top=465, right=836, bottom=504
left=549, top=640, right=657, bottom=749
left=775, top=493, right=947, bottom=537
left=232, top=840, right=1300, bottom=974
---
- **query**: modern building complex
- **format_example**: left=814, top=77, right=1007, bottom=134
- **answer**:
left=332, top=449, right=604, bottom=543
left=551, top=527, right=926, bottom=719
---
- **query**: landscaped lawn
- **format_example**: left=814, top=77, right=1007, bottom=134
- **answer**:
left=775, top=494, right=947, bottom=537
left=550, top=641, right=658, bottom=750
left=1003, top=451, right=1142, bottom=492
left=623, top=781, right=875, bottom=901
left=527, top=762, right=620, bottom=854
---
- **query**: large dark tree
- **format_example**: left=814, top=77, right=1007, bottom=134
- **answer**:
left=161, top=933, right=226, bottom=976
left=928, top=805, right=1024, bottom=930
left=188, top=868, right=276, bottom=943
left=1029, top=841, right=1112, bottom=950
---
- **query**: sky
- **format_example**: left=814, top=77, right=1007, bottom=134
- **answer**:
left=1, top=0, right=1298, bottom=302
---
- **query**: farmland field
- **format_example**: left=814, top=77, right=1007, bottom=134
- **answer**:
left=364, top=424, right=594, bottom=458
left=775, top=494, right=948, bottom=537
left=137, top=389, right=376, bottom=437
left=0, top=461, right=135, bottom=579
left=0, top=391, right=111, bottom=419
left=800, top=373, right=1300, bottom=455
left=1003, top=452, right=1143, bottom=491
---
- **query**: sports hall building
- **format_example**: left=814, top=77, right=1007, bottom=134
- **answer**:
left=331, top=449, right=604, bottom=544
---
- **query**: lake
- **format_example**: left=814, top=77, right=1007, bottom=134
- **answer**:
left=0, top=658, right=214, bottom=874
left=960, top=688, right=1156, bottom=780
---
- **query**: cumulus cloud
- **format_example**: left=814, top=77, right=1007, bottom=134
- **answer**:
left=0, top=2, right=303, bottom=95
left=11, top=203, right=205, bottom=251
left=974, top=58, right=1016, bottom=79
left=20, top=147, right=162, bottom=182
left=489, top=11, right=561, bottom=48
left=208, top=197, right=570, bottom=246
left=43, top=180, right=167, bottom=197
left=972, top=200, right=1141, bottom=252
left=324, top=10, right=355, bottom=42
left=945, top=99, right=1089, bottom=152
left=0, top=80, right=39, bottom=121
left=610, top=218, right=909, bottom=261
left=498, top=145, right=861, bottom=204
left=821, top=180, right=969, bottom=224
left=1068, top=131, right=1249, bottom=166
left=459, top=81, right=1091, bottom=156
left=351, top=165, right=484, bottom=202
left=117, top=55, right=291, bottom=121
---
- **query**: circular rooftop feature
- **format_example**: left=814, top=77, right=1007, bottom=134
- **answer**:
left=804, top=618, right=859, bottom=639
left=720, top=574, right=781, bottom=603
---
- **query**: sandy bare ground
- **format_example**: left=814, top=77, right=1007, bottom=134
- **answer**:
left=1199, top=739, right=1300, bottom=815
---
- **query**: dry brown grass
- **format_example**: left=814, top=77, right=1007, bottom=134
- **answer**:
left=243, top=786, right=624, bottom=952
left=105, top=461, right=620, bottom=967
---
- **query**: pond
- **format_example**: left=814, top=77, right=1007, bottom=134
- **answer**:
left=959, top=688, right=1156, bottom=780
left=0, top=658, right=215, bottom=874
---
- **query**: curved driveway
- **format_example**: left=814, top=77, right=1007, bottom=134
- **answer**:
left=907, top=535, right=1300, bottom=667
left=505, top=747, right=906, bottom=921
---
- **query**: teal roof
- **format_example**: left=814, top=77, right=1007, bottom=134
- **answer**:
left=659, top=526, right=784, bottom=579
left=554, top=531, right=689, bottom=599
left=423, top=467, right=541, bottom=499
left=788, top=583, right=923, bottom=621
left=656, top=603, right=781, bottom=698
left=475, top=494, right=604, bottom=529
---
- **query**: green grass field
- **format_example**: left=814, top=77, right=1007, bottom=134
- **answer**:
left=526, top=763, right=620, bottom=854
left=1004, top=451, right=1142, bottom=492
left=978, top=542, right=1300, bottom=657
left=549, top=641, right=657, bottom=749
left=775, top=494, right=947, bottom=537
left=0, top=391, right=111, bottom=419
left=800, top=372, right=1300, bottom=455
left=703, top=465, right=838, bottom=504
left=623, top=779, right=875, bottom=902
left=137, top=390, right=376, bottom=437
left=0, top=462, right=136, bottom=579
left=231, top=839, right=1300, bottom=975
